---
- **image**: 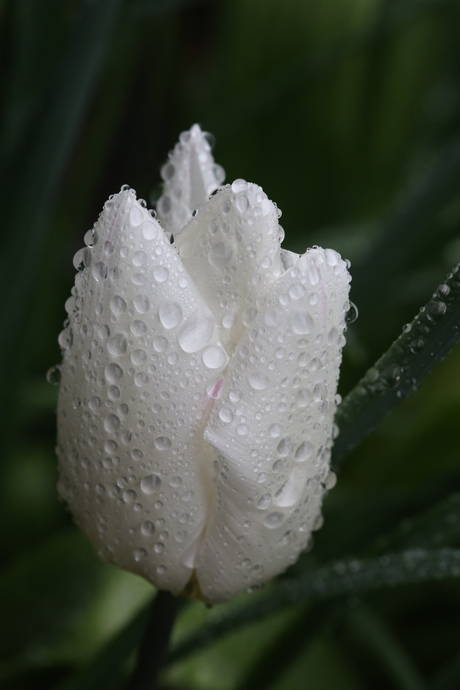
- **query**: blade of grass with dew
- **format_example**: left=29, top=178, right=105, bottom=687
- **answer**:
left=333, top=262, right=460, bottom=467
left=371, top=490, right=460, bottom=555
left=167, top=548, right=460, bottom=664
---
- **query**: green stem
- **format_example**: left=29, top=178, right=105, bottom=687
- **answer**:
left=126, top=590, right=178, bottom=690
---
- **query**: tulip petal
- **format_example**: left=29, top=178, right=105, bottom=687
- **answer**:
left=57, top=189, right=228, bottom=595
left=198, top=247, right=350, bottom=602
left=156, top=124, right=225, bottom=236
left=175, top=181, right=284, bottom=350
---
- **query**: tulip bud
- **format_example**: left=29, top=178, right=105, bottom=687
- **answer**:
left=56, top=125, right=351, bottom=603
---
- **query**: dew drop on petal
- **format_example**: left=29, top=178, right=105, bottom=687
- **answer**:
left=248, top=372, right=270, bottom=390
left=153, top=266, right=169, bottom=283
left=177, top=312, right=215, bottom=353
left=46, top=365, right=61, bottom=385
left=154, top=436, right=172, bottom=450
left=202, top=345, right=227, bottom=370
left=264, top=512, right=285, bottom=529
left=133, top=295, right=150, bottom=313
left=159, top=302, right=183, bottom=329
left=141, top=520, right=156, bottom=536
left=140, top=474, right=161, bottom=494
left=105, top=363, right=124, bottom=383
left=107, top=333, right=128, bottom=357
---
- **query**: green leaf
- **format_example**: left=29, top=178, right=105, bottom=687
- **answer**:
left=333, top=263, right=460, bottom=466
left=169, top=548, right=460, bottom=664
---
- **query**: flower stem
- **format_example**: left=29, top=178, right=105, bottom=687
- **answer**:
left=125, top=590, right=178, bottom=690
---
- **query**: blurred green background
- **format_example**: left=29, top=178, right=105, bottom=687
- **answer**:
left=1, top=0, right=460, bottom=688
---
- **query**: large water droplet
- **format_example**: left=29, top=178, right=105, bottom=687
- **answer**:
left=105, top=362, right=124, bottom=382
left=107, top=333, right=128, bottom=357
left=248, top=372, right=270, bottom=390
left=110, top=296, right=127, bottom=316
left=46, top=365, right=61, bottom=385
left=178, top=312, right=215, bottom=353
left=202, top=345, right=227, bottom=370
left=345, top=301, right=359, bottom=324
left=154, top=436, right=172, bottom=450
left=264, top=512, right=285, bottom=529
left=133, top=295, right=150, bottom=313
left=140, top=474, right=161, bottom=494
left=159, top=302, right=183, bottom=329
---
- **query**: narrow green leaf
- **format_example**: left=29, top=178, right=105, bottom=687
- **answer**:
left=373, top=491, right=460, bottom=555
left=333, top=263, right=460, bottom=466
left=169, top=548, right=460, bottom=664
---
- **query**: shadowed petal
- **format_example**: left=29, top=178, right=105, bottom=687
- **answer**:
left=197, top=247, right=351, bottom=603
left=57, top=189, right=227, bottom=595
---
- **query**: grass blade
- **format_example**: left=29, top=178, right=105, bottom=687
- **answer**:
left=333, top=263, right=460, bottom=466
left=169, top=548, right=460, bottom=664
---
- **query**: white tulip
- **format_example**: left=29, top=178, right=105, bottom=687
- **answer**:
left=56, top=124, right=351, bottom=604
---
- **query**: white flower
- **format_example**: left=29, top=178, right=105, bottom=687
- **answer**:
left=56, top=124, right=351, bottom=604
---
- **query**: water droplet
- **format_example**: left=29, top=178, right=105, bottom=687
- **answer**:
left=132, top=251, right=146, bottom=267
left=134, top=372, right=149, bottom=387
left=133, top=295, right=150, bottom=313
left=92, top=261, right=108, bottom=281
left=105, top=363, right=124, bottom=383
left=153, top=266, right=169, bottom=283
left=110, top=296, right=127, bottom=316
left=142, top=220, right=159, bottom=241
left=105, top=440, right=118, bottom=454
left=219, top=407, right=234, bottom=423
left=152, top=336, right=168, bottom=352
left=46, top=365, right=61, bottom=385
left=269, top=423, right=282, bottom=438
left=277, top=437, right=292, bottom=457
left=264, top=512, right=285, bottom=529
left=58, top=327, right=73, bottom=350
left=178, top=312, right=215, bottom=353
left=140, top=474, right=161, bottom=494
left=295, top=441, right=312, bottom=461
left=133, top=547, right=147, bottom=561
left=159, top=302, right=183, bottom=329
left=123, top=489, right=137, bottom=504
left=131, top=349, right=147, bottom=365
left=345, top=301, right=359, bottom=324
left=107, top=333, right=128, bottom=357
left=104, top=414, right=121, bottom=433
left=141, top=520, right=156, bottom=536
left=154, top=436, right=172, bottom=450
left=248, top=372, right=270, bottom=390
left=131, top=320, right=147, bottom=336
left=289, top=284, right=306, bottom=300
left=258, top=494, right=271, bottom=510
left=202, top=345, right=227, bottom=370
